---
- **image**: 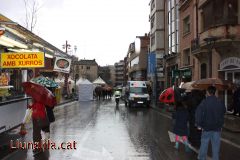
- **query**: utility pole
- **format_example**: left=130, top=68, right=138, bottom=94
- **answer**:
left=63, top=40, right=71, bottom=98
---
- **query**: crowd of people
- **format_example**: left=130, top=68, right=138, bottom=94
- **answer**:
left=171, top=85, right=231, bottom=160
left=94, top=86, right=113, bottom=100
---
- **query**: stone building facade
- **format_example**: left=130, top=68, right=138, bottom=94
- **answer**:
left=114, top=60, right=124, bottom=87
left=127, top=34, right=150, bottom=81
left=74, top=59, right=98, bottom=82
left=177, top=0, right=240, bottom=107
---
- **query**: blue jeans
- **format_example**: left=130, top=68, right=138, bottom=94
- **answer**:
left=198, top=131, right=221, bottom=160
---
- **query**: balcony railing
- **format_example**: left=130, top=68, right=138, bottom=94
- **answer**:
left=191, top=37, right=200, bottom=53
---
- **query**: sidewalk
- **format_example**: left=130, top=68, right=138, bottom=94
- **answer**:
left=0, top=98, right=76, bottom=159
left=150, top=102, right=240, bottom=148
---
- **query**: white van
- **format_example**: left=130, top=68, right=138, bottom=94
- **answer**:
left=124, top=81, right=150, bottom=107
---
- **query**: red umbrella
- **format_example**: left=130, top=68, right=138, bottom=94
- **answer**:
left=22, top=82, right=57, bottom=107
left=159, top=87, right=175, bottom=104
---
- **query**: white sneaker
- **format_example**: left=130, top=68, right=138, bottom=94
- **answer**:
left=41, top=131, right=50, bottom=141
left=44, top=132, right=50, bottom=140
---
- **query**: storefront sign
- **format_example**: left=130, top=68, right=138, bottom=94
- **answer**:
left=53, top=57, right=72, bottom=73
left=220, top=57, right=240, bottom=70
left=0, top=52, right=45, bottom=68
left=182, top=69, right=191, bottom=77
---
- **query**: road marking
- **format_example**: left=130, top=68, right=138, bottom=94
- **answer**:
left=154, top=108, right=240, bottom=150
left=221, top=138, right=240, bottom=149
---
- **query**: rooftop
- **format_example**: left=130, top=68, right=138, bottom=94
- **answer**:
left=76, top=59, right=98, bottom=65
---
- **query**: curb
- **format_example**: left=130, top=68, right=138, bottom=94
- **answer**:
left=223, top=114, right=240, bottom=132
left=56, top=99, right=76, bottom=107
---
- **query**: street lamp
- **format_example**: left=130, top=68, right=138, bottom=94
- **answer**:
left=62, top=41, right=71, bottom=98
left=203, top=36, right=218, bottom=78
left=62, top=41, right=71, bottom=54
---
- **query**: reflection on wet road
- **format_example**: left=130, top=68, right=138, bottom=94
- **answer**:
left=5, top=100, right=198, bottom=160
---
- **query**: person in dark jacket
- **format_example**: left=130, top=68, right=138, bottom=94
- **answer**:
left=173, top=87, right=190, bottom=152
left=232, top=86, right=240, bottom=116
left=195, top=86, right=226, bottom=160
left=187, top=90, right=205, bottom=146
left=173, top=104, right=190, bottom=151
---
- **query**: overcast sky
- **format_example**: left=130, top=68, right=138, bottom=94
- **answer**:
left=0, top=0, right=150, bottom=66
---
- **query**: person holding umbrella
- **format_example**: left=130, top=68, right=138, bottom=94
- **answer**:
left=195, top=86, right=226, bottom=160
left=22, top=82, right=56, bottom=154
left=173, top=87, right=191, bottom=152
left=30, top=77, right=58, bottom=140
left=28, top=98, right=49, bottom=154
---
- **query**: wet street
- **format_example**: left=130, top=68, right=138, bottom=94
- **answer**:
left=2, top=99, right=240, bottom=160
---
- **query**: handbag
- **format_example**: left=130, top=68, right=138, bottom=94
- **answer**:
left=22, top=108, right=33, bottom=124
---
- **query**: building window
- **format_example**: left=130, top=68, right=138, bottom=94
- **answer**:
left=151, top=34, right=155, bottom=46
left=171, top=0, right=175, bottom=8
left=151, top=16, right=155, bottom=29
left=183, top=16, right=190, bottom=34
left=151, top=0, right=155, bottom=11
left=172, top=32, right=176, bottom=47
left=167, top=0, right=179, bottom=55
left=168, top=12, right=170, bottom=24
left=171, top=8, right=175, bottom=21
left=86, top=66, right=90, bottom=70
left=81, top=66, right=83, bottom=69
left=131, top=56, right=139, bottom=67
left=201, top=0, right=238, bottom=31
left=201, top=63, right=207, bottom=79
left=183, top=48, right=190, bottom=66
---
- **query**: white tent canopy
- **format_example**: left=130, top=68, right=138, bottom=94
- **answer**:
left=76, top=77, right=85, bottom=93
left=76, top=77, right=84, bottom=85
left=78, top=79, right=94, bottom=101
left=93, top=76, right=106, bottom=85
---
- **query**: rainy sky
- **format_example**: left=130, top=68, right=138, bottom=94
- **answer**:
left=0, top=0, right=150, bottom=66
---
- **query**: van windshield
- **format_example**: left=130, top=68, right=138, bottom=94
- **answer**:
left=130, top=87, right=148, bottom=94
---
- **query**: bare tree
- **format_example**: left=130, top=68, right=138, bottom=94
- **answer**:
left=23, top=0, right=42, bottom=32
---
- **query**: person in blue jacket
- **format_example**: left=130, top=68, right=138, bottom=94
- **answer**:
left=195, top=86, right=226, bottom=160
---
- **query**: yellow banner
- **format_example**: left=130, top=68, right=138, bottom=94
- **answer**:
left=0, top=52, right=45, bottom=68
